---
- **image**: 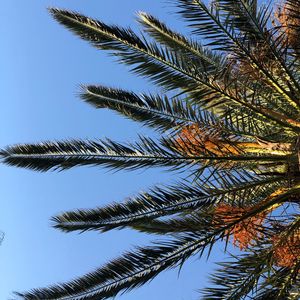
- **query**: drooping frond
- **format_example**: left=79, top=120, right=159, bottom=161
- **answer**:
left=16, top=234, right=210, bottom=300
left=52, top=182, right=209, bottom=232
left=52, top=173, right=285, bottom=233
left=80, top=85, right=199, bottom=131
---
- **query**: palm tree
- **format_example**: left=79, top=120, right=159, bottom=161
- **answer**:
left=2, top=0, right=300, bottom=298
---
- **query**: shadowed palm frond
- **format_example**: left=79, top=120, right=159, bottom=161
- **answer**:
left=1, top=134, right=291, bottom=174
left=52, top=175, right=285, bottom=233
left=131, top=185, right=296, bottom=235
left=15, top=233, right=211, bottom=300
left=202, top=251, right=272, bottom=300
left=0, top=138, right=189, bottom=172
left=80, top=85, right=199, bottom=131
left=137, top=11, right=227, bottom=73
left=48, top=8, right=203, bottom=93
left=205, top=238, right=300, bottom=300
left=52, top=182, right=208, bottom=232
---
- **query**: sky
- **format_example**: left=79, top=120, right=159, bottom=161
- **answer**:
left=0, top=1, right=230, bottom=299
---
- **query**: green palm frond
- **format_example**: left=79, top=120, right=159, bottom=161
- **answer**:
left=1, top=135, right=291, bottom=174
left=138, top=9, right=300, bottom=122
left=80, top=85, right=199, bottom=131
left=52, top=174, right=284, bottom=233
left=15, top=234, right=210, bottom=300
left=24, top=195, right=294, bottom=300
left=137, top=12, right=227, bottom=72
left=202, top=251, right=272, bottom=300
left=48, top=9, right=234, bottom=112
left=52, top=182, right=208, bottom=232
left=0, top=138, right=189, bottom=172
left=221, top=105, right=298, bottom=141
left=48, top=8, right=201, bottom=93
left=176, top=0, right=236, bottom=50
left=131, top=185, right=295, bottom=235
left=255, top=266, right=300, bottom=300
left=131, top=212, right=215, bottom=235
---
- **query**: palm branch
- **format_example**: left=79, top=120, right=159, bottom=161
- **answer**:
left=3, top=0, right=300, bottom=299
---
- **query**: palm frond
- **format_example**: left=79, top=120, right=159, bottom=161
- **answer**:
left=137, top=12, right=227, bottom=73
left=202, top=251, right=272, bottom=300
left=15, top=234, right=209, bottom=300
left=163, top=135, right=293, bottom=171
left=133, top=184, right=300, bottom=236
left=1, top=135, right=290, bottom=174
left=52, top=182, right=208, bottom=232
left=47, top=9, right=233, bottom=112
left=255, top=266, right=300, bottom=300
left=80, top=85, right=199, bottom=131
left=0, top=138, right=187, bottom=172
left=176, top=0, right=236, bottom=50
left=48, top=8, right=203, bottom=93
left=131, top=212, right=214, bottom=235
left=52, top=175, right=285, bottom=233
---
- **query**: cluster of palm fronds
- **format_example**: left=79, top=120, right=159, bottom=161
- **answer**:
left=2, top=0, right=300, bottom=299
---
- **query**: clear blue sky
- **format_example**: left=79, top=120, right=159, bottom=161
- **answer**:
left=0, top=1, right=230, bottom=299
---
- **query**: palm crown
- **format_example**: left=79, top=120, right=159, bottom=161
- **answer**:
left=2, top=0, right=300, bottom=299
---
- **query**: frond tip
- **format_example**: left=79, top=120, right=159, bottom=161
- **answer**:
left=15, top=234, right=205, bottom=300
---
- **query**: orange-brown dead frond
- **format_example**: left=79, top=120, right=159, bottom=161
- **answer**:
left=272, top=230, right=300, bottom=268
left=214, top=204, right=266, bottom=250
left=275, top=2, right=300, bottom=50
left=175, top=124, right=240, bottom=157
